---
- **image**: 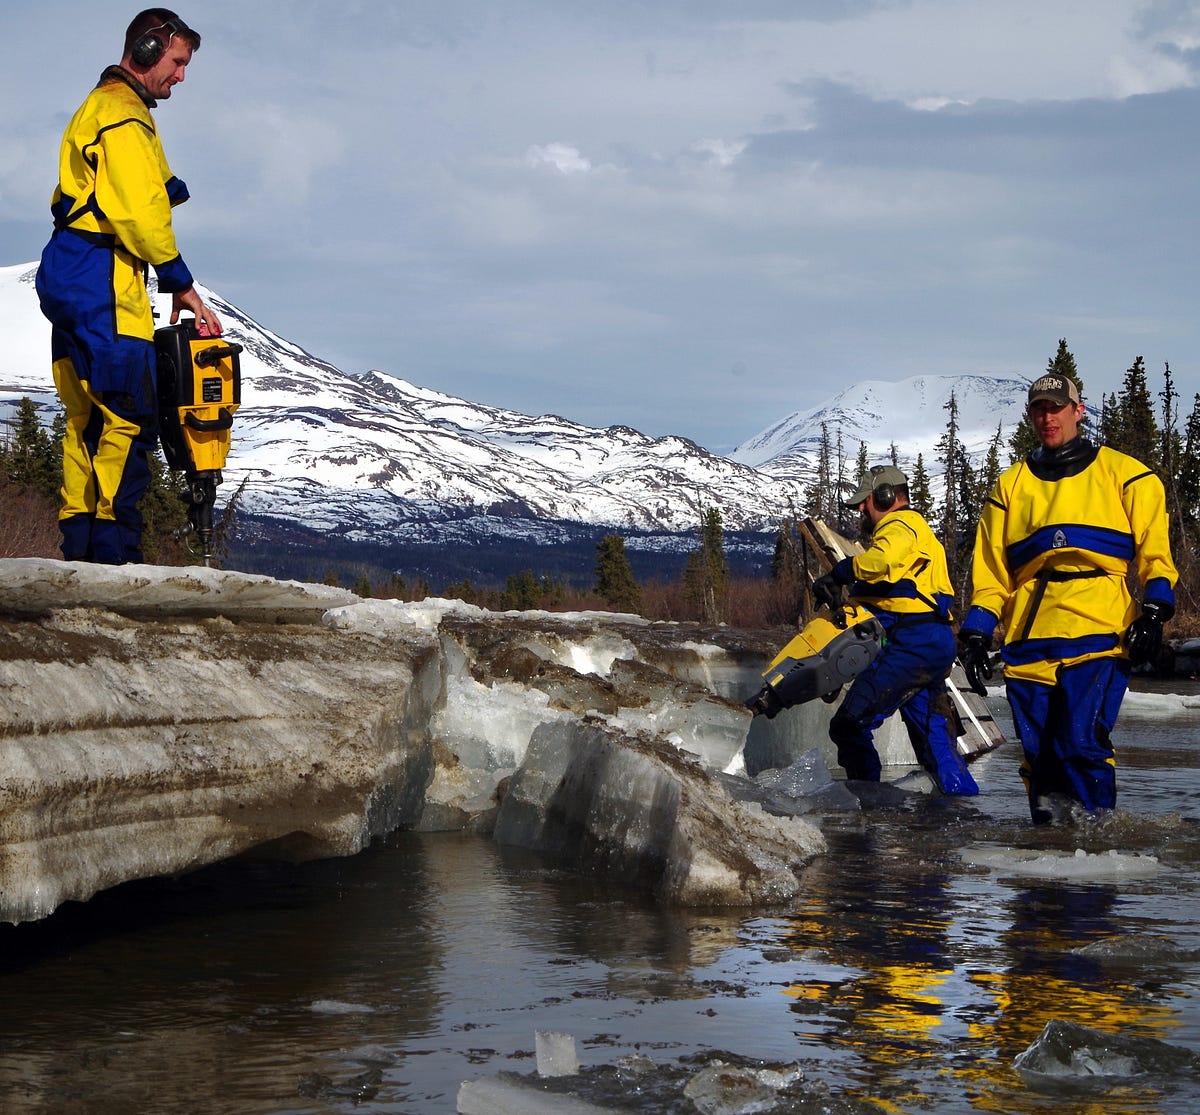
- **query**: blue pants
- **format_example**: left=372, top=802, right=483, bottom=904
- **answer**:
left=829, top=621, right=979, bottom=795
left=38, top=231, right=157, bottom=564
left=1006, top=657, right=1129, bottom=823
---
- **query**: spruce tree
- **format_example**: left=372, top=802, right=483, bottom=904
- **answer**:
left=1179, top=394, right=1200, bottom=527
left=1107, top=356, right=1160, bottom=469
left=1, top=398, right=59, bottom=499
left=909, top=453, right=933, bottom=518
left=594, top=534, right=642, bottom=613
left=1160, top=362, right=1179, bottom=475
left=936, top=390, right=962, bottom=582
left=955, top=443, right=979, bottom=527
left=833, top=430, right=848, bottom=533
left=683, top=506, right=729, bottom=624
left=500, top=569, right=543, bottom=610
left=805, top=422, right=833, bottom=521
left=139, top=451, right=195, bottom=564
left=770, top=520, right=802, bottom=583
left=979, top=423, right=1004, bottom=499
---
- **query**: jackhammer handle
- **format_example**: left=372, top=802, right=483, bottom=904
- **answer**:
left=184, top=408, right=234, bottom=432
left=195, top=342, right=244, bottom=367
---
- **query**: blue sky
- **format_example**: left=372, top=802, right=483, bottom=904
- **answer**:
left=3, top=1, right=1198, bottom=451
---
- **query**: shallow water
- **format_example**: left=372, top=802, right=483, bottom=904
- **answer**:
left=2, top=687, right=1199, bottom=1114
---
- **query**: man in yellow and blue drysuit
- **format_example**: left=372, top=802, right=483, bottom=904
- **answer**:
left=812, top=465, right=979, bottom=796
left=957, top=374, right=1177, bottom=823
left=36, top=8, right=222, bottom=564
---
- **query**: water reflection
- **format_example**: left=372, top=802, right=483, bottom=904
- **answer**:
left=0, top=704, right=1197, bottom=1113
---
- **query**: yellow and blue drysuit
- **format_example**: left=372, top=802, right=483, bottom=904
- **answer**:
left=35, top=66, right=195, bottom=564
left=827, top=509, right=979, bottom=796
left=960, top=438, right=1177, bottom=821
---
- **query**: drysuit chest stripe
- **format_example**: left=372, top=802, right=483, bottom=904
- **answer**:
left=1007, top=523, right=1134, bottom=572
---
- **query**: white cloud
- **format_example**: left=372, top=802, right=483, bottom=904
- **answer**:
left=3, top=0, right=1200, bottom=449
left=691, top=138, right=747, bottom=167
left=526, top=143, right=593, bottom=174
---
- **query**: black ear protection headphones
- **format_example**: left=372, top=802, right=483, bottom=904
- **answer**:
left=131, top=16, right=189, bottom=67
left=869, top=466, right=896, bottom=511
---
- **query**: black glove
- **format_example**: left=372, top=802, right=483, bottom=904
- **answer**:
left=811, top=574, right=845, bottom=625
left=957, top=630, right=993, bottom=698
left=1126, top=600, right=1172, bottom=666
left=745, top=685, right=784, bottom=719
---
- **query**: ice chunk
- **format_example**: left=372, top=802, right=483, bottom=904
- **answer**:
left=535, top=1030, right=580, bottom=1077
left=682, top=1059, right=805, bottom=1114
left=961, top=846, right=1161, bottom=881
left=1071, top=934, right=1200, bottom=964
left=457, top=1077, right=616, bottom=1114
left=1014, top=1019, right=1200, bottom=1091
left=308, top=999, right=374, bottom=1014
left=748, top=749, right=860, bottom=815
left=494, top=720, right=824, bottom=906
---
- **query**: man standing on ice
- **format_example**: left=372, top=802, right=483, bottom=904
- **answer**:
left=811, top=465, right=979, bottom=796
left=957, top=373, right=1178, bottom=824
left=36, top=8, right=222, bottom=565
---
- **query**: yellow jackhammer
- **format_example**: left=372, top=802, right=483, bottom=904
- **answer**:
left=154, top=321, right=243, bottom=566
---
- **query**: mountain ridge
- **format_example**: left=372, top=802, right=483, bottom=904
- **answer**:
left=2, top=261, right=1031, bottom=571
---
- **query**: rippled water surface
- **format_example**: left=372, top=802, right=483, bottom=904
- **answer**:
left=2, top=687, right=1199, bottom=1113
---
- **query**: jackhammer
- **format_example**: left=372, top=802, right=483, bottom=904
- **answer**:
left=154, top=321, right=243, bottom=566
left=745, top=603, right=886, bottom=718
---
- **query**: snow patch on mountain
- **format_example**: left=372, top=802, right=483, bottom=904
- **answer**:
left=730, top=374, right=1031, bottom=480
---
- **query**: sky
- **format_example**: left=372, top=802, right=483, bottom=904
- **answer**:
left=2, top=1, right=1199, bottom=452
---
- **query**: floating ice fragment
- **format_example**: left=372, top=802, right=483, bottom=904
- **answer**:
left=683, top=1059, right=805, bottom=1114
left=1072, top=934, right=1200, bottom=964
left=961, top=846, right=1161, bottom=881
left=308, top=999, right=375, bottom=1014
left=1014, top=1018, right=1200, bottom=1092
left=535, top=1030, right=580, bottom=1077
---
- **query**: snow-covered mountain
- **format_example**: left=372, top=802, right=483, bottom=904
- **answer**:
left=730, top=375, right=1030, bottom=482
left=2, top=260, right=1031, bottom=547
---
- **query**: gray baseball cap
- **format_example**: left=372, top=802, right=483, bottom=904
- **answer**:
left=843, top=465, right=907, bottom=507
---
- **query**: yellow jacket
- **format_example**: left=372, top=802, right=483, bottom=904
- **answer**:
left=46, top=67, right=193, bottom=339
left=836, top=508, right=954, bottom=622
left=964, top=442, right=1177, bottom=683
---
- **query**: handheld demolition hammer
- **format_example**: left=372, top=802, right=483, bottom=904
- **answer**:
left=745, top=603, right=886, bottom=718
left=154, top=321, right=243, bottom=566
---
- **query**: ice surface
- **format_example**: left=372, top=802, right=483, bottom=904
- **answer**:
left=1, top=558, right=828, bottom=920
left=434, top=669, right=564, bottom=771
left=0, top=556, right=357, bottom=620
left=962, top=846, right=1162, bottom=881
left=1120, top=688, right=1200, bottom=715
left=324, top=595, right=485, bottom=633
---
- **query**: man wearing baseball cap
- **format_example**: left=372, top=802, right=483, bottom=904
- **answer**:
left=810, top=464, right=979, bottom=795
left=957, top=372, right=1177, bottom=823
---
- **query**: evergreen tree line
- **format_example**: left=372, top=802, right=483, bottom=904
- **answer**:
left=5, top=337, right=1198, bottom=630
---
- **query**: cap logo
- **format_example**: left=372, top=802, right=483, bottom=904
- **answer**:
left=1028, top=373, right=1080, bottom=405
left=1052, top=529, right=1068, bottom=548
